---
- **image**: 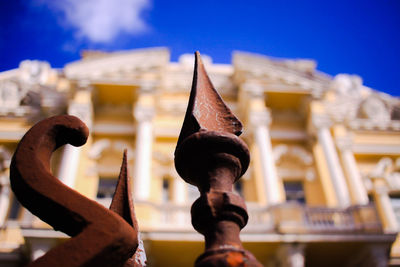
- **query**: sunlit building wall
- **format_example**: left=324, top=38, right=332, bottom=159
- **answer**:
left=0, top=47, right=399, bottom=266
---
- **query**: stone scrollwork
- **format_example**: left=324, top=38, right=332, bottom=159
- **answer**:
left=365, top=157, right=400, bottom=191
left=0, top=60, right=68, bottom=119
left=359, top=96, right=391, bottom=123
left=19, top=60, right=52, bottom=85
left=273, top=144, right=315, bottom=181
left=0, top=81, right=21, bottom=109
left=327, top=74, right=400, bottom=130
left=326, top=74, right=365, bottom=123
left=331, top=74, right=364, bottom=97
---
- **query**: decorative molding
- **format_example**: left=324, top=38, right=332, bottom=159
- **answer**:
left=242, top=82, right=264, bottom=98
left=311, top=114, right=332, bottom=129
left=233, top=51, right=330, bottom=98
left=330, top=74, right=365, bottom=98
left=273, top=144, right=315, bottom=181
left=274, top=144, right=313, bottom=165
left=64, top=48, right=169, bottom=80
left=359, top=97, right=391, bottom=123
left=269, top=129, right=308, bottom=141
left=348, top=118, right=400, bottom=131
left=249, top=110, right=271, bottom=126
left=352, top=144, right=400, bottom=155
left=93, top=123, right=135, bottom=135
left=88, top=139, right=134, bottom=160
left=18, top=60, right=53, bottom=85
left=326, top=74, right=365, bottom=124
left=364, top=157, right=400, bottom=191
left=335, top=136, right=353, bottom=151
left=0, top=62, right=68, bottom=119
left=157, top=100, right=187, bottom=115
left=134, top=105, right=155, bottom=122
left=325, top=74, right=400, bottom=131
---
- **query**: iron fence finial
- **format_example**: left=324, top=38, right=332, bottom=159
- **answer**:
left=175, top=51, right=262, bottom=266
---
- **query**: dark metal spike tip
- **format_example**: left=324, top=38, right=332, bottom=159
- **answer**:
left=176, top=51, right=243, bottom=147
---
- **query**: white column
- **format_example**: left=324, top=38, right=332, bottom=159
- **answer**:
left=57, top=94, right=92, bottom=188
left=313, top=116, right=350, bottom=207
left=173, top=177, right=187, bottom=225
left=274, top=244, right=305, bottom=267
left=30, top=239, right=54, bottom=261
left=0, top=148, right=11, bottom=226
left=57, top=146, right=81, bottom=188
left=0, top=176, right=10, bottom=226
left=173, top=178, right=186, bottom=205
left=337, top=138, right=368, bottom=205
left=374, top=185, right=398, bottom=232
left=133, top=106, right=154, bottom=201
left=250, top=111, right=282, bottom=205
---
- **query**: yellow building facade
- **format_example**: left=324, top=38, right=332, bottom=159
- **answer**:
left=0, top=47, right=399, bottom=266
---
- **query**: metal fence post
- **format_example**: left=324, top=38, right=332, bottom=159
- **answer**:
left=174, top=52, right=262, bottom=266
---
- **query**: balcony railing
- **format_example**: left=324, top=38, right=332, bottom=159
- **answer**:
left=269, top=202, right=382, bottom=234
left=97, top=198, right=382, bottom=234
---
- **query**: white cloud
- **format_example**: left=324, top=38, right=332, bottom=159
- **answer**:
left=41, top=0, right=151, bottom=43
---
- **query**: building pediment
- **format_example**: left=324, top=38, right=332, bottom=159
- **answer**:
left=64, top=47, right=170, bottom=82
left=232, top=51, right=331, bottom=96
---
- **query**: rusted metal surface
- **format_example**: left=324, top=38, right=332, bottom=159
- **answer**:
left=110, top=150, right=147, bottom=267
left=10, top=115, right=138, bottom=266
left=175, top=52, right=262, bottom=266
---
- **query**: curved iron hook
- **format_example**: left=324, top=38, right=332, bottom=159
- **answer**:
left=10, top=115, right=138, bottom=266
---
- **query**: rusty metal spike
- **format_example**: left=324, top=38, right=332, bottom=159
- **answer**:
left=110, top=150, right=147, bottom=267
left=174, top=52, right=262, bottom=266
left=177, top=51, right=242, bottom=147
left=110, top=150, right=137, bottom=227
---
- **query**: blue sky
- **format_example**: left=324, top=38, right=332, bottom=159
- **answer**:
left=0, top=0, right=399, bottom=96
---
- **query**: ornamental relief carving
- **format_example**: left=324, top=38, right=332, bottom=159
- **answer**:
left=364, top=157, right=400, bottom=191
left=0, top=60, right=68, bottom=119
left=358, top=96, right=391, bottom=122
left=273, top=144, right=316, bottom=181
left=326, top=74, right=400, bottom=129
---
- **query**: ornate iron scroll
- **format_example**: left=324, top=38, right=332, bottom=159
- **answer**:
left=174, top=52, right=262, bottom=266
left=10, top=115, right=140, bottom=266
